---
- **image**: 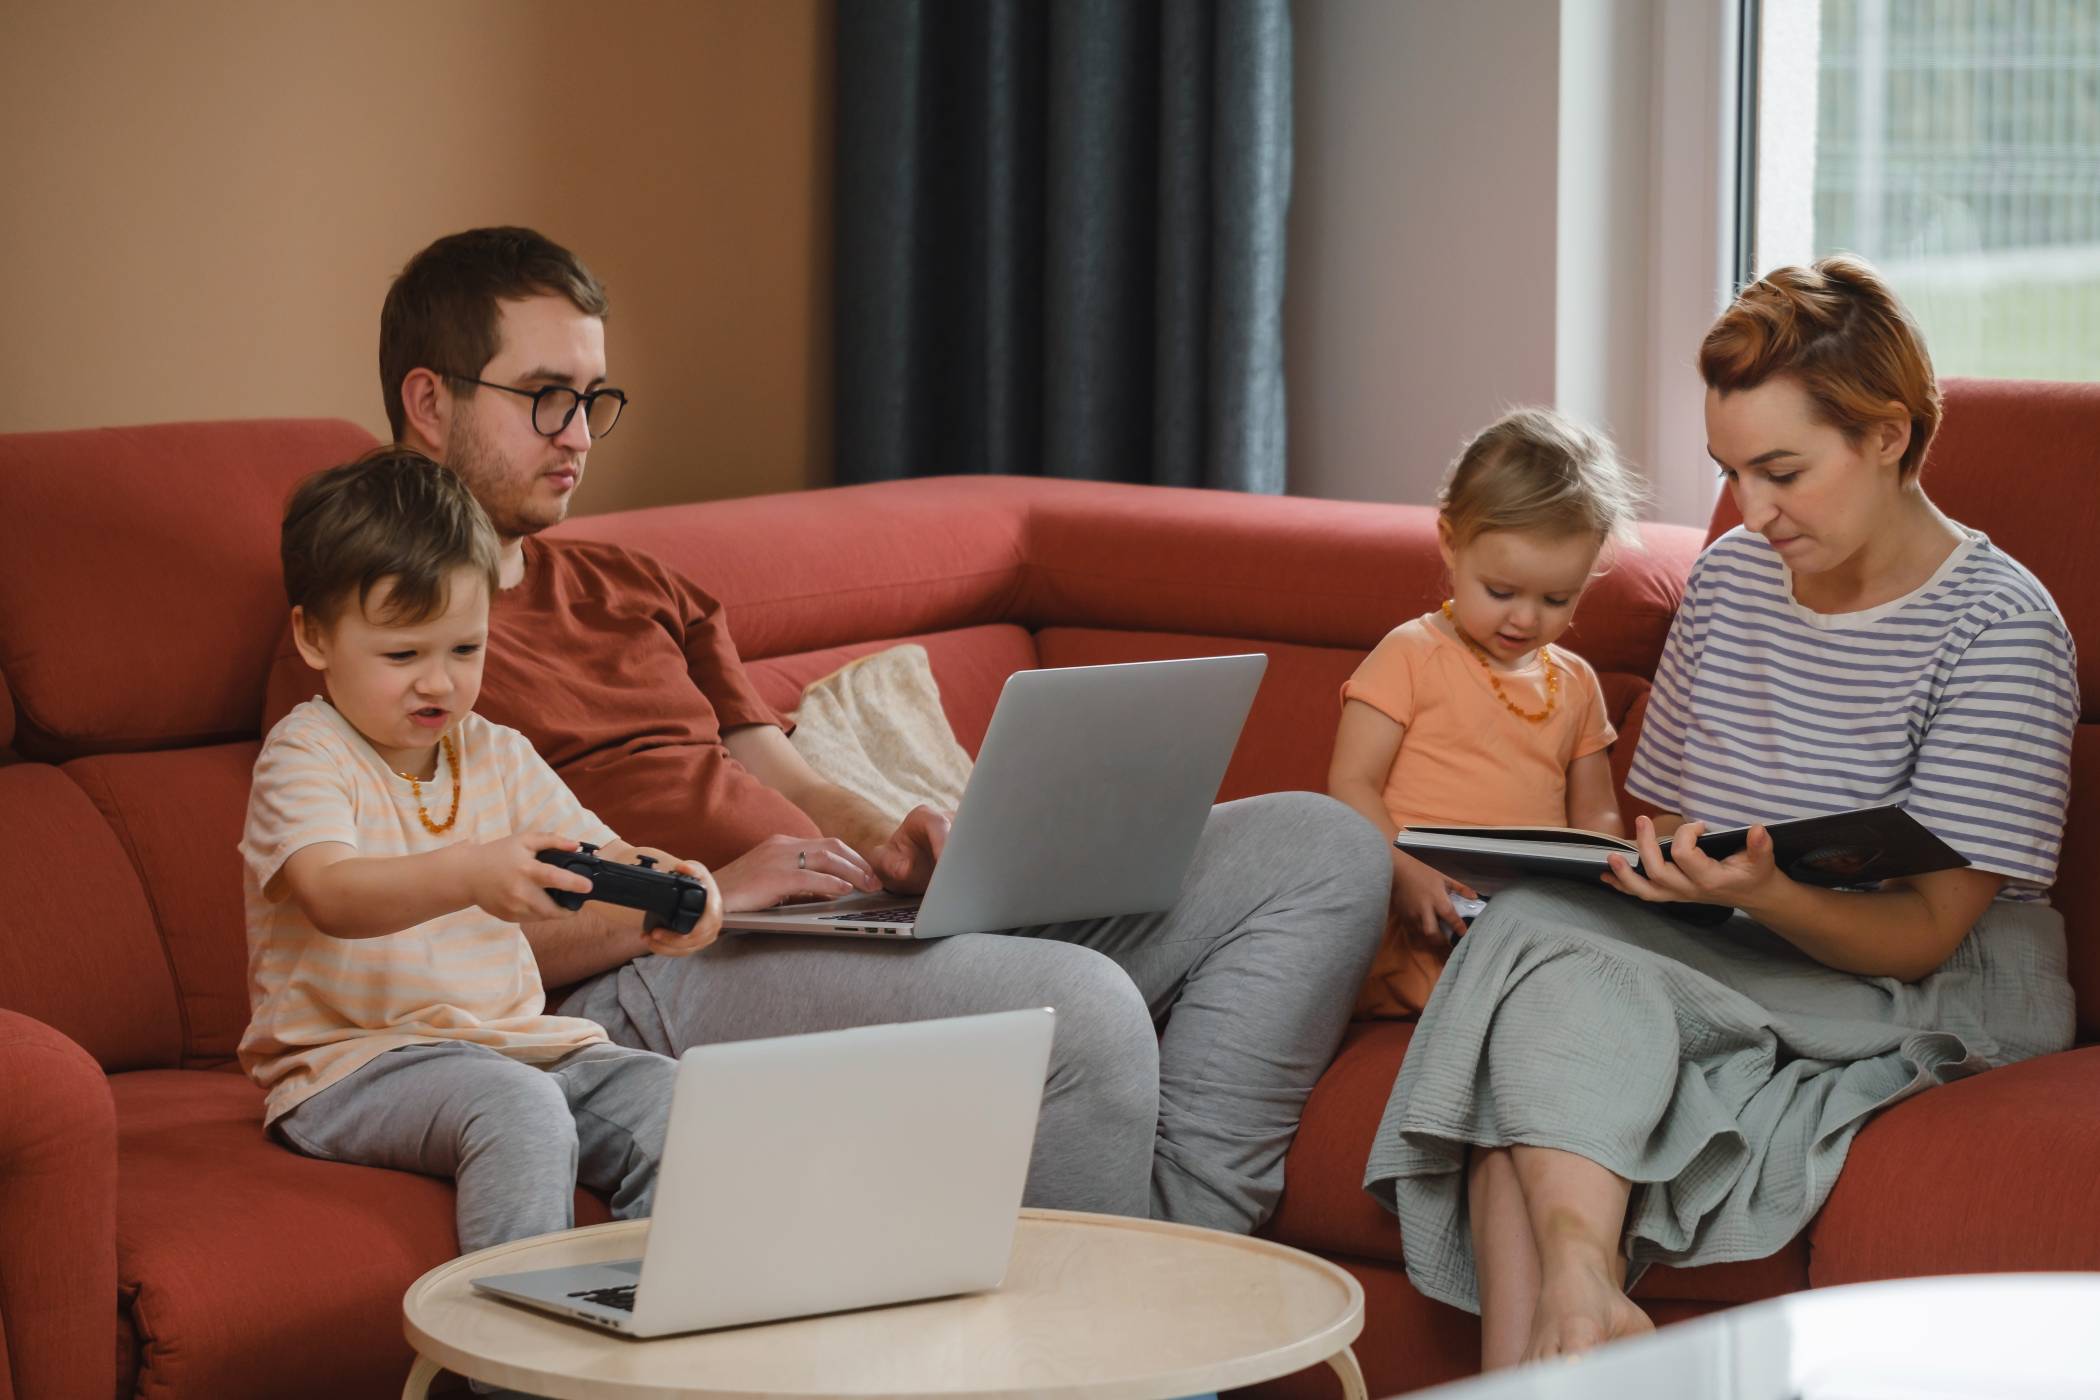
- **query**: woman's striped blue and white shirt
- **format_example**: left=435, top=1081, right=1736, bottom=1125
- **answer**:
left=1625, top=525, right=2079, bottom=900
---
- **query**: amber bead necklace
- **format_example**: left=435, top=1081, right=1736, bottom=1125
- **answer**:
left=395, top=730, right=463, bottom=835
left=1440, top=600, right=1560, bottom=724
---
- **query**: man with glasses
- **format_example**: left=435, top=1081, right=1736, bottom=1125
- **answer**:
left=269, top=226, right=1387, bottom=1235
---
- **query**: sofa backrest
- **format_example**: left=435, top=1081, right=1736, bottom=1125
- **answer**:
left=0, top=758, right=184, bottom=1071
left=4, top=386, right=2089, bottom=1071
left=559, top=478, right=1705, bottom=807
left=0, top=419, right=378, bottom=1068
left=1706, top=377, right=2100, bottom=1037
left=0, top=418, right=379, bottom=760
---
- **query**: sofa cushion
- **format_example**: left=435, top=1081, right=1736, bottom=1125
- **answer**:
left=1017, top=482, right=1704, bottom=678
left=557, top=476, right=1706, bottom=681
left=67, top=744, right=261, bottom=1066
left=1807, top=1046, right=2100, bottom=1286
left=0, top=666, right=13, bottom=752
left=0, top=1009, right=118, bottom=1400
left=0, top=419, right=377, bottom=760
left=2056, top=728, right=2100, bottom=1042
left=0, top=764, right=180, bottom=1072
left=743, top=623, right=1038, bottom=758
left=114, top=1068, right=611, bottom=1400
left=1606, top=682, right=1655, bottom=813
left=554, top=477, right=1035, bottom=662
left=1262, top=1021, right=1416, bottom=1262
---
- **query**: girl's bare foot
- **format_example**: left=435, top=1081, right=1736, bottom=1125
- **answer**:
left=1521, top=1244, right=1653, bottom=1362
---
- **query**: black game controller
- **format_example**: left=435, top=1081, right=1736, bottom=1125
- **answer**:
left=536, top=842, right=709, bottom=934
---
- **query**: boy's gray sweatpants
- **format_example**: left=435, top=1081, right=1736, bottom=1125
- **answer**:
left=275, top=1040, right=678, bottom=1256
left=560, top=791, right=1389, bottom=1234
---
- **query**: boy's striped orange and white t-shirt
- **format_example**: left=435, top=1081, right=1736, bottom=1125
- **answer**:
left=238, top=698, right=617, bottom=1124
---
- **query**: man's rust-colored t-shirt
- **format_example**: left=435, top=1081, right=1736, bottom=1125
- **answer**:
left=263, top=535, right=820, bottom=870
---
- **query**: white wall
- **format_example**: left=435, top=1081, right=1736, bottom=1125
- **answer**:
left=1556, top=0, right=1654, bottom=476
left=1287, top=0, right=1562, bottom=508
left=1288, top=0, right=1734, bottom=526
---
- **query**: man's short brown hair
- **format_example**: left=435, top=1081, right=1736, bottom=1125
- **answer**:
left=379, top=227, right=609, bottom=440
left=282, top=447, right=502, bottom=627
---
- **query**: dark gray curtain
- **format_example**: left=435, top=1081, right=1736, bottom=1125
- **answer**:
left=835, top=0, right=1292, bottom=492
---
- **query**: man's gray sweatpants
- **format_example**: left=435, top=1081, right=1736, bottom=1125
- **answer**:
left=559, top=791, right=1389, bottom=1233
left=275, top=1040, right=678, bottom=1256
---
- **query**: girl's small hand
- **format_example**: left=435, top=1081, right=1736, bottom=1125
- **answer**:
left=1392, top=850, right=1478, bottom=946
left=1601, top=816, right=1784, bottom=910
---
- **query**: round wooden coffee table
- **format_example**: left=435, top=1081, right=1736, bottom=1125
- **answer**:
left=402, top=1207, right=1366, bottom=1399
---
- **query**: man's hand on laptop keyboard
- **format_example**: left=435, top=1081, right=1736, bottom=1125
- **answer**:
left=714, top=834, right=881, bottom=911
left=869, top=805, right=952, bottom=894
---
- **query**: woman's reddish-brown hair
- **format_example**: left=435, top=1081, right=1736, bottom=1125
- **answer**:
left=1699, top=254, right=1940, bottom=478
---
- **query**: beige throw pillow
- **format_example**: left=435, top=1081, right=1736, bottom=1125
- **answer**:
left=788, top=644, right=974, bottom=826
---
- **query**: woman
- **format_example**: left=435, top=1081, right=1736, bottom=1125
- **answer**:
left=1363, top=255, right=2079, bottom=1370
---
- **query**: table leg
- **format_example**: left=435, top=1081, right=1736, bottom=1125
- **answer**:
left=1326, top=1345, right=1368, bottom=1400
left=402, top=1354, right=442, bottom=1399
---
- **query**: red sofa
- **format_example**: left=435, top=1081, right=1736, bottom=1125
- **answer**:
left=2, top=379, right=2096, bottom=1399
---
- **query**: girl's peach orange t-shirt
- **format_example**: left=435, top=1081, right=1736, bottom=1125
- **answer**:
left=1341, top=614, right=1616, bottom=1017
left=238, top=700, right=618, bottom=1125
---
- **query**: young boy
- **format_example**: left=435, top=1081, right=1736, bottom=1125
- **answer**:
left=239, top=446, right=723, bottom=1262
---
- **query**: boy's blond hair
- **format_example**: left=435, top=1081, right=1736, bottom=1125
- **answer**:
left=282, top=446, right=502, bottom=627
left=1438, top=408, right=1648, bottom=551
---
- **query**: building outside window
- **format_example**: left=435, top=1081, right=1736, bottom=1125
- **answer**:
left=1755, top=0, right=2100, bottom=383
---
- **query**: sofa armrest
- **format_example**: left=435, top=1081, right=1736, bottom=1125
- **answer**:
left=1808, top=1046, right=2100, bottom=1288
left=0, top=1009, right=117, bottom=1400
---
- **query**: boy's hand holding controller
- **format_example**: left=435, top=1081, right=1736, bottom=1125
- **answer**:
left=519, top=837, right=722, bottom=957
left=469, top=832, right=600, bottom=924
left=590, top=840, right=724, bottom=956
left=273, top=834, right=721, bottom=954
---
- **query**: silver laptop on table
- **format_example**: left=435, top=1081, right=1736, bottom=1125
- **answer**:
left=471, top=1007, right=1055, bottom=1337
left=724, top=653, right=1269, bottom=938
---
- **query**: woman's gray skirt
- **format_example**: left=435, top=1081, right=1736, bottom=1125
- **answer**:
left=1362, top=882, right=2073, bottom=1312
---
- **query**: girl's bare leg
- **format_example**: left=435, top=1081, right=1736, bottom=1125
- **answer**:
left=1467, top=1146, right=1542, bottom=1370
left=1509, top=1144, right=1654, bottom=1361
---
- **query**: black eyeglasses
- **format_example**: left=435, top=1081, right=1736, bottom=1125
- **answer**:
left=445, top=374, right=628, bottom=439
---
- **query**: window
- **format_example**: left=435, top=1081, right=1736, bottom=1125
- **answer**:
left=1751, top=0, right=2100, bottom=382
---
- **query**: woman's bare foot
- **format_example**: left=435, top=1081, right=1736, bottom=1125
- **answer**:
left=1521, top=1242, right=1653, bottom=1362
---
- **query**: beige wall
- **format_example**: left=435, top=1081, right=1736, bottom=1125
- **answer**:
left=0, top=0, right=832, bottom=515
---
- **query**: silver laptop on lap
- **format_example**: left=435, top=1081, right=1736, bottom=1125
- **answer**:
left=724, top=654, right=1269, bottom=938
left=470, top=1008, right=1055, bottom=1337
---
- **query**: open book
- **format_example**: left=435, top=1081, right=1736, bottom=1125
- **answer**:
left=1397, top=803, right=1967, bottom=899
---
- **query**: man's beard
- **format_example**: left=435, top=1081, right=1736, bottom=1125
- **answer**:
left=443, top=412, right=576, bottom=540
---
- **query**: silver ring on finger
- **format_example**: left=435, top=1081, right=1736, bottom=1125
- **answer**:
left=797, top=849, right=807, bottom=871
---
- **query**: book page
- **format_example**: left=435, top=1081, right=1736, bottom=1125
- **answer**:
left=1403, top=824, right=1638, bottom=850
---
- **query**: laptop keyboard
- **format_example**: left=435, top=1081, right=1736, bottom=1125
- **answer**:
left=819, top=906, right=921, bottom=924
left=567, top=1284, right=636, bottom=1311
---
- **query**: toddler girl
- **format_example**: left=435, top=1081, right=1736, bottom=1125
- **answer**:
left=1329, top=408, right=1647, bottom=1016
